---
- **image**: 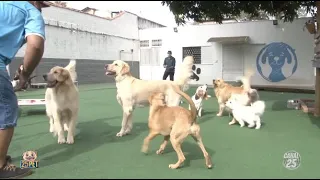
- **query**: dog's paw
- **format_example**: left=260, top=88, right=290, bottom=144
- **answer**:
left=168, top=164, right=179, bottom=169
left=156, top=149, right=164, bottom=155
left=116, top=132, right=125, bottom=137
left=228, top=121, right=235, bottom=125
left=66, top=136, right=74, bottom=144
left=255, top=126, right=261, bottom=130
left=58, top=137, right=66, bottom=144
left=216, top=113, right=222, bottom=117
left=141, top=146, right=149, bottom=154
left=248, top=124, right=255, bottom=128
left=124, top=129, right=131, bottom=135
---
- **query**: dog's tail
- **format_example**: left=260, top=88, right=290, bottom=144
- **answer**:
left=251, top=100, right=266, bottom=116
left=241, top=68, right=254, bottom=92
left=174, top=56, right=194, bottom=89
left=64, top=59, right=77, bottom=82
left=171, top=84, right=197, bottom=122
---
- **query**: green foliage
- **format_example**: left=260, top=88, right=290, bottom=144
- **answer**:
left=161, top=1, right=316, bottom=25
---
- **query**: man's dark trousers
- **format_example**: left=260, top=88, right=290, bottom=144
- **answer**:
left=163, top=71, right=174, bottom=81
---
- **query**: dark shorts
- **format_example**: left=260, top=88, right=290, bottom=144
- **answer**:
left=0, top=70, right=18, bottom=129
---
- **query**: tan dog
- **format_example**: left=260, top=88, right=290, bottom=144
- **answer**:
left=105, top=56, right=194, bottom=137
left=43, top=60, right=79, bottom=144
left=213, top=70, right=254, bottom=117
left=141, top=85, right=212, bottom=169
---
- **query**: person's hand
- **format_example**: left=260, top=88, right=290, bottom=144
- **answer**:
left=14, top=70, right=30, bottom=92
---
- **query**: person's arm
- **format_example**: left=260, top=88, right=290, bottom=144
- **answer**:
left=163, top=58, right=167, bottom=68
left=172, top=57, right=176, bottom=68
left=23, top=36, right=44, bottom=76
left=23, top=8, right=45, bottom=76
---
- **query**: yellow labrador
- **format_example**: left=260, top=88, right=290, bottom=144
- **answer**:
left=105, top=56, right=194, bottom=137
left=142, top=84, right=212, bottom=169
left=43, top=60, right=79, bottom=144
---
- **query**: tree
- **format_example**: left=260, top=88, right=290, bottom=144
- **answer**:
left=54, top=1, right=67, bottom=7
left=162, top=1, right=316, bottom=25
left=162, top=1, right=320, bottom=116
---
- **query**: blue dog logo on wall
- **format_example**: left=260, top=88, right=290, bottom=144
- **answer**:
left=256, top=42, right=298, bottom=82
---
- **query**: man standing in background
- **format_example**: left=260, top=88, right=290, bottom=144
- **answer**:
left=163, top=50, right=176, bottom=81
left=0, top=1, right=49, bottom=178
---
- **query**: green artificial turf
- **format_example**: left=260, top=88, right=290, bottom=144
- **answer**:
left=8, top=84, right=320, bottom=178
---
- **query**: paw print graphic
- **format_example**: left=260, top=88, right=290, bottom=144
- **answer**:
left=190, top=65, right=201, bottom=81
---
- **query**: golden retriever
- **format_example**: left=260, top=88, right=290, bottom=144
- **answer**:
left=43, top=60, right=79, bottom=144
left=213, top=70, right=254, bottom=118
left=141, top=84, right=212, bottom=169
left=104, top=56, right=194, bottom=137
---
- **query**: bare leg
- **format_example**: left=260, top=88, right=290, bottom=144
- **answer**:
left=156, top=135, right=170, bottom=155
left=0, top=128, right=14, bottom=167
left=141, top=131, right=159, bottom=154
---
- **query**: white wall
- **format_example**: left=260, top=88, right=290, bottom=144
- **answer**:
left=15, top=6, right=140, bottom=62
left=42, top=6, right=139, bottom=40
left=139, top=18, right=315, bottom=89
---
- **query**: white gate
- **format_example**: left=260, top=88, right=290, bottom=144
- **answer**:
left=222, top=44, right=244, bottom=81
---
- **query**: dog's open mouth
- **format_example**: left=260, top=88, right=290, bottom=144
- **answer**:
left=105, top=70, right=116, bottom=76
left=25, top=156, right=34, bottom=161
left=46, top=80, right=58, bottom=88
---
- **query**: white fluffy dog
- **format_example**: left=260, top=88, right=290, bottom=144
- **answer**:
left=189, top=84, right=211, bottom=117
left=225, top=98, right=265, bottom=129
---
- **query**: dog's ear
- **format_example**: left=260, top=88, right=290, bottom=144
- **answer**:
left=61, top=69, right=70, bottom=80
left=120, top=63, right=130, bottom=75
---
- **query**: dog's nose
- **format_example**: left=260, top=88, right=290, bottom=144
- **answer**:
left=43, top=74, right=47, bottom=81
left=105, top=64, right=108, bottom=69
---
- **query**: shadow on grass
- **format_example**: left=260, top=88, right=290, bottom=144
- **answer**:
left=183, top=141, right=215, bottom=169
left=198, top=110, right=215, bottom=124
left=26, top=116, right=148, bottom=168
left=271, top=100, right=289, bottom=111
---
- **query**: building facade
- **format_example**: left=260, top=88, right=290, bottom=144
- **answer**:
left=9, top=2, right=165, bottom=84
left=139, top=18, right=315, bottom=89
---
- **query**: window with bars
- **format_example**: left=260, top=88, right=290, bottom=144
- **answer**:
left=140, top=40, right=149, bottom=47
left=182, top=46, right=202, bottom=64
left=151, top=39, right=162, bottom=47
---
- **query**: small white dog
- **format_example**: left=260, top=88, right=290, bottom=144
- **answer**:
left=225, top=98, right=265, bottom=129
left=189, top=84, right=211, bottom=117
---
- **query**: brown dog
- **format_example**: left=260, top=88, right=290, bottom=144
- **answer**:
left=141, top=85, right=212, bottom=169
left=213, top=70, right=254, bottom=117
